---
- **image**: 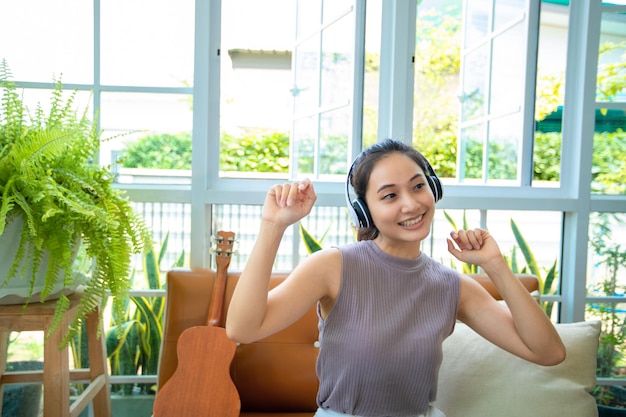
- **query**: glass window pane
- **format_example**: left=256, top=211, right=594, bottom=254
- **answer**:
left=0, top=0, right=93, bottom=83
left=463, top=1, right=490, bottom=48
left=488, top=114, right=521, bottom=182
left=322, top=0, right=353, bottom=24
left=99, top=92, right=193, bottom=184
left=597, top=11, right=626, bottom=103
left=292, top=0, right=357, bottom=179
left=494, top=0, right=526, bottom=32
left=101, top=0, right=194, bottom=87
left=459, top=123, right=486, bottom=182
left=441, top=1, right=538, bottom=186
left=533, top=2, right=568, bottom=187
left=220, top=0, right=296, bottom=177
left=321, top=16, right=354, bottom=108
left=591, top=9, right=626, bottom=195
left=490, top=24, right=525, bottom=115
left=592, top=124, right=626, bottom=195
left=363, top=0, right=382, bottom=148
left=320, top=108, right=350, bottom=177
left=293, top=36, right=321, bottom=116
left=294, top=116, right=317, bottom=176
left=461, top=46, right=488, bottom=122
left=416, top=1, right=546, bottom=186
left=297, top=0, right=322, bottom=39
left=414, top=2, right=462, bottom=180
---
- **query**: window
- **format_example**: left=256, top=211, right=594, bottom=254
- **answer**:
left=291, top=0, right=364, bottom=180
left=219, top=0, right=295, bottom=178
left=414, top=0, right=539, bottom=185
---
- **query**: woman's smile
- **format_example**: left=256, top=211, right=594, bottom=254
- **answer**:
left=399, top=214, right=424, bottom=228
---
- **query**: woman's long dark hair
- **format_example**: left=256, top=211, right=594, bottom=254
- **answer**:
left=350, top=139, right=433, bottom=241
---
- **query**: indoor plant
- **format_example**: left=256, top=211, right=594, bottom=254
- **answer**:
left=0, top=60, right=152, bottom=347
left=106, top=233, right=184, bottom=396
left=103, top=234, right=183, bottom=416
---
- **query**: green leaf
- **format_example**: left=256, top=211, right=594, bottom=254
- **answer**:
left=444, top=210, right=458, bottom=231
left=300, top=223, right=324, bottom=254
left=511, top=218, right=541, bottom=279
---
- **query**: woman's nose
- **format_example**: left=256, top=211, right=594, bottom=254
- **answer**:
left=400, top=193, right=420, bottom=212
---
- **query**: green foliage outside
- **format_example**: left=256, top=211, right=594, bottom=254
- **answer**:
left=587, top=213, right=626, bottom=404
left=121, top=130, right=291, bottom=173
left=119, top=12, right=624, bottom=195
left=413, top=6, right=461, bottom=179
left=120, top=132, right=192, bottom=170
left=220, top=131, right=289, bottom=173
left=294, top=134, right=349, bottom=176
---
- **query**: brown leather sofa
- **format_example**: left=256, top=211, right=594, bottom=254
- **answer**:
left=156, top=268, right=540, bottom=417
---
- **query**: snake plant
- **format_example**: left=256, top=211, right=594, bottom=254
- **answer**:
left=106, top=233, right=184, bottom=395
left=0, top=60, right=152, bottom=347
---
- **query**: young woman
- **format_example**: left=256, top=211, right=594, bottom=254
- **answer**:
left=226, top=138, right=565, bottom=417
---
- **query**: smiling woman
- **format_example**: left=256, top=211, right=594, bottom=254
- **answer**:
left=226, top=138, right=565, bottom=417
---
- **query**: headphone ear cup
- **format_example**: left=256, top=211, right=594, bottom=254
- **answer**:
left=351, top=198, right=372, bottom=228
left=427, top=175, right=443, bottom=203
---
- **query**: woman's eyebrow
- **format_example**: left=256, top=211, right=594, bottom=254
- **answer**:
left=376, top=173, right=424, bottom=193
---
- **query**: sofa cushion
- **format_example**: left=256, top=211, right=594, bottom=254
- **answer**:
left=434, top=320, right=600, bottom=417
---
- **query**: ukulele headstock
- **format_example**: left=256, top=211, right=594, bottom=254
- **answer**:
left=213, top=230, right=236, bottom=270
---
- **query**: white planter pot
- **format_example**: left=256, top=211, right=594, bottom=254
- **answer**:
left=0, top=216, right=84, bottom=305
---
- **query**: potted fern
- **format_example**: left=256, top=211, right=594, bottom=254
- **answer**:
left=0, top=60, right=152, bottom=347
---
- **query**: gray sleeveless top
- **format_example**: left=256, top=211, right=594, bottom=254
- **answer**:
left=316, top=240, right=460, bottom=416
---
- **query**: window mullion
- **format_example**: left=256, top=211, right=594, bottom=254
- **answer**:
left=377, top=0, right=417, bottom=142
left=558, top=0, right=602, bottom=323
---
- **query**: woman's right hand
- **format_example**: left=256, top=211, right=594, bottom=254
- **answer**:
left=263, top=178, right=317, bottom=227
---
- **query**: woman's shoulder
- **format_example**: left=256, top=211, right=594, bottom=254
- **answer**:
left=301, top=246, right=342, bottom=271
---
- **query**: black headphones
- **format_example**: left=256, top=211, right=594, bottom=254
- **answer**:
left=345, top=153, right=443, bottom=229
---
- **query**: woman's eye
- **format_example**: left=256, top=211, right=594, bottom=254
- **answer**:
left=414, top=182, right=425, bottom=190
left=382, top=193, right=396, bottom=200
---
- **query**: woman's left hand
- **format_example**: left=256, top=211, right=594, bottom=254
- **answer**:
left=446, top=228, right=503, bottom=269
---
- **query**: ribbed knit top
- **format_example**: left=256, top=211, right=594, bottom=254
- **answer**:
left=316, top=240, right=460, bottom=417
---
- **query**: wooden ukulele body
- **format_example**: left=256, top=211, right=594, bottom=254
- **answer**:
left=153, top=230, right=240, bottom=417
left=153, top=326, right=239, bottom=416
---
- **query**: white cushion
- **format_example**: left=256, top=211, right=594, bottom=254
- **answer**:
left=434, top=320, right=600, bottom=417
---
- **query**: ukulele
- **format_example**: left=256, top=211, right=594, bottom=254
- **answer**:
left=153, top=230, right=240, bottom=417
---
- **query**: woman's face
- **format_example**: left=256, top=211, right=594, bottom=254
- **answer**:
left=364, top=152, right=435, bottom=255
